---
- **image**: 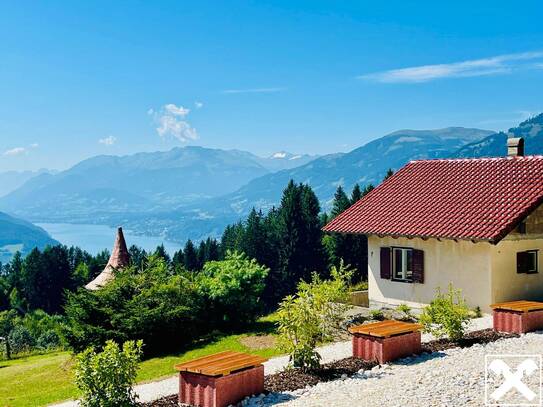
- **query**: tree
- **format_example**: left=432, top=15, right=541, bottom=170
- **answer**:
left=273, top=181, right=326, bottom=305
left=153, top=244, right=170, bottom=264
left=242, top=208, right=266, bottom=262
left=183, top=240, right=199, bottom=271
left=129, top=245, right=147, bottom=270
left=350, top=183, right=362, bottom=204
left=331, top=186, right=350, bottom=218
left=197, top=251, right=269, bottom=327
left=384, top=168, right=394, bottom=180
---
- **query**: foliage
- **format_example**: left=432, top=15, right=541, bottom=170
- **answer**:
left=419, top=284, right=471, bottom=341
left=348, top=281, right=368, bottom=292
left=276, top=262, right=352, bottom=370
left=74, top=340, right=143, bottom=407
left=197, top=251, right=269, bottom=327
left=369, top=309, right=385, bottom=321
left=0, top=310, right=65, bottom=357
left=8, top=326, right=36, bottom=354
left=63, top=256, right=202, bottom=355
left=396, top=304, right=414, bottom=321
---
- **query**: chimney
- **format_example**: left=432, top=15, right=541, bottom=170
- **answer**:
left=507, top=137, right=525, bottom=157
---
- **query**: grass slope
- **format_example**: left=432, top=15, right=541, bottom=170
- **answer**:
left=0, top=316, right=280, bottom=407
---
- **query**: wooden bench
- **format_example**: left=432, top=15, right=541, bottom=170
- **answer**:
left=175, top=351, right=267, bottom=407
left=349, top=320, right=423, bottom=363
left=491, top=300, right=543, bottom=334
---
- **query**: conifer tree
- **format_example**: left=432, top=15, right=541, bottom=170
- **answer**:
left=183, top=240, right=199, bottom=271
left=331, top=185, right=350, bottom=218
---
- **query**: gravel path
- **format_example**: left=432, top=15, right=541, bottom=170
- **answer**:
left=51, top=316, right=492, bottom=406
left=253, top=332, right=543, bottom=407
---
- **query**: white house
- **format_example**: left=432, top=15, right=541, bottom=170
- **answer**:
left=324, top=138, right=543, bottom=312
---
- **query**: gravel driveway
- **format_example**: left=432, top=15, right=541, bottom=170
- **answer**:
left=250, top=331, right=543, bottom=407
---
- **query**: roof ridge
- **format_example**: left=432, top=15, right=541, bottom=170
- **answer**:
left=409, top=155, right=543, bottom=164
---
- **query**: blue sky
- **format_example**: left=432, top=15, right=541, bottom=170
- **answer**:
left=1, top=1, right=543, bottom=171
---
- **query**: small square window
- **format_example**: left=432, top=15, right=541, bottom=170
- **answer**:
left=517, top=250, right=538, bottom=274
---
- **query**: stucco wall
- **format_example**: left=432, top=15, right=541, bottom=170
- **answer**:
left=368, top=235, right=493, bottom=311
left=490, top=237, right=543, bottom=304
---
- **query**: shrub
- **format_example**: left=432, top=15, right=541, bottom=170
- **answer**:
left=419, top=284, right=470, bottom=341
left=277, top=261, right=352, bottom=370
left=8, top=325, right=35, bottom=354
left=74, top=340, right=143, bottom=407
left=369, top=309, right=385, bottom=321
left=197, top=251, right=269, bottom=327
left=37, top=330, right=61, bottom=350
left=396, top=304, right=414, bottom=321
left=63, top=256, right=203, bottom=355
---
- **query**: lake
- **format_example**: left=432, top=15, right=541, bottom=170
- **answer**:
left=37, top=223, right=182, bottom=255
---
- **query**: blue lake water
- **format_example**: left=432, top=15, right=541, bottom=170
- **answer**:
left=37, top=223, right=182, bottom=255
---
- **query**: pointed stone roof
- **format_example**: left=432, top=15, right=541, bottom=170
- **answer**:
left=85, top=227, right=130, bottom=290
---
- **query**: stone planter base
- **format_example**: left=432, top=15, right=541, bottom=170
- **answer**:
left=178, top=365, right=264, bottom=407
left=352, top=331, right=421, bottom=364
left=493, top=309, right=543, bottom=334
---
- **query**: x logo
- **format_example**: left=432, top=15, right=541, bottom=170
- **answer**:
left=489, top=358, right=539, bottom=401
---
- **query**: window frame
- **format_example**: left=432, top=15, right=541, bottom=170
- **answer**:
left=517, top=250, right=539, bottom=274
left=391, top=246, right=413, bottom=283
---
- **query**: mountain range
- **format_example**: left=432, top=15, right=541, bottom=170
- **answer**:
left=2, top=114, right=542, bottom=245
left=0, top=211, right=58, bottom=263
left=0, top=147, right=316, bottom=224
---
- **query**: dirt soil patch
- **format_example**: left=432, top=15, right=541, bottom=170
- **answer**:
left=422, top=328, right=519, bottom=353
left=240, top=334, right=277, bottom=350
left=264, top=357, right=377, bottom=393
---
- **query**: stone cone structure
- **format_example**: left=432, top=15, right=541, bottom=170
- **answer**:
left=85, top=227, right=130, bottom=290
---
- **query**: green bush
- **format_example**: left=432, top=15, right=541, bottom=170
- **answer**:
left=74, top=340, right=143, bottom=407
left=63, top=256, right=203, bottom=355
left=419, top=284, right=470, bottom=341
left=277, top=261, right=352, bottom=370
left=369, top=309, right=385, bottom=321
left=197, top=251, right=269, bottom=327
left=8, top=325, right=35, bottom=354
left=37, top=330, right=61, bottom=350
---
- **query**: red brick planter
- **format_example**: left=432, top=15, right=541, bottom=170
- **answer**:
left=179, top=365, right=264, bottom=407
left=352, top=331, right=422, bottom=363
left=493, top=309, right=543, bottom=334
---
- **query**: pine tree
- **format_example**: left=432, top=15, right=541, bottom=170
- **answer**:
left=242, top=208, right=266, bottom=262
left=183, top=240, right=199, bottom=271
left=362, top=184, right=375, bottom=197
left=153, top=244, right=171, bottom=264
left=384, top=168, right=394, bottom=180
left=350, top=183, right=362, bottom=204
left=331, top=185, right=350, bottom=218
left=129, top=245, right=147, bottom=270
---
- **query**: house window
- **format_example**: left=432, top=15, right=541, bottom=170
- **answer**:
left=517, top=250, right=538, bottom=274
left=392, top=247, right=413, bottom=282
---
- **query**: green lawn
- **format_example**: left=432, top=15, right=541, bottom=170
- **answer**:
left=0, top=315, right=282, bottom=407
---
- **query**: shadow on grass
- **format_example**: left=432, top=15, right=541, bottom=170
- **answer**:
left=142, top=318, right=278, bottom=360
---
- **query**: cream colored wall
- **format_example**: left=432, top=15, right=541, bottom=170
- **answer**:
left=490, top=236, right=543, bottom=304
left=368, top=235, right=493, bottom=311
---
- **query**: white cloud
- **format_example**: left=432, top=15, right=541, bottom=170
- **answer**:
left=359, top=51, right=543, bottom=83
left=221, top=87, right=286, bottom=94
left=98, top=136, right=117, bottom=146
left=195, top=101, right=203, bottom=109
left=3, top=147, right=27, bottom=156
left=30, top=143, right=39, bottom=148
left=150, top=103, right=198, bottom=142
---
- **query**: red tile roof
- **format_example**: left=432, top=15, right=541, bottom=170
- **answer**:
left=323, top=156, right=543, bottom=243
